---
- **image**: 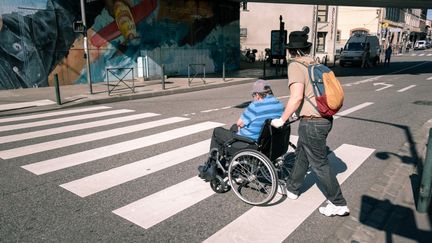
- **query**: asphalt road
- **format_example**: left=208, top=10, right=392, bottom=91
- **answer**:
left=1, top=49, right=431, bottom=242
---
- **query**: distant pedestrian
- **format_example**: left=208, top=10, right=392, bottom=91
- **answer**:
left=384, top=45, right=393, bottom=67
left=361, top=43, right=370, bottom=68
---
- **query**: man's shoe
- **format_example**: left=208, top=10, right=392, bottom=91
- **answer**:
left=318, top=201, right=350, bottom=217
left=286, top=190, right=298, bottom=200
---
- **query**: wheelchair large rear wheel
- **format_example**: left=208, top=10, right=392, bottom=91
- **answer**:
left=228, top=149, right=278, bottom=206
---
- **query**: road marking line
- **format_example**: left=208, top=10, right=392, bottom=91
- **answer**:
left=0, top=100, right=56, bottom=112
left=0, top=117, right=188, bottom=159
left=411, top=54, right=416, bottom=56
left=343, top=76, right=383, bottom=87
left=0, top=113, right=160, bottom=144
left=373, top=82, right=393, bottom=91
left=204, top=144, right=375, bottom=243
left=344, top=61, right=429, bottom=87
left=418, top=53, right=425, bottom=56
left=113, top=176, right=214, bottom=229
left=334, top=102, right=374, bottom=119
left=201, top=109, right=220, bottom=113
left=61, top=140, right=211, bottom=197
left=427, top=76, right=432, bottom=80
left=397, top=85, right=417, bottom=92
left=0, top=109, right=133, bottom=132
left=427, top=54, right=432, bottom=56
left=21, top=122, right=223, bottom=175
left=0, top=106, right=111, bottom=124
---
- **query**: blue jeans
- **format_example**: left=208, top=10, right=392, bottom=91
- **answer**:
left=286, top=118, right=347, bottom=206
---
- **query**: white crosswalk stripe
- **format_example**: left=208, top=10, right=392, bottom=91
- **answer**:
left=0, top=106, right=111, bottom=124
left=0, top=109, right=133, bottom=132
left=0, top=99, right=56, bottom=112
left=0, top=113, right=159, bottom=144
left=61, top=140, right=211, bottom=197
left=21, top=121, right=223, bottom=175
left=0, top=117, right=189, bottom=159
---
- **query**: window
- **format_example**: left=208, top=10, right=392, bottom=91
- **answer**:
left=336, top=30, right=341, bottom=42
left=240, top=28, right=247, bottom=37
left=317, top=5, right=328, bottom=22
left=351, top=28, right=369, bottom=36
left=316, top=32, right=327, bottom=52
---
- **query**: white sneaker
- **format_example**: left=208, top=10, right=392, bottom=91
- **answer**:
left=318, top=201, right=350, bottom=217
left=286, top=190, right=298, bottom=200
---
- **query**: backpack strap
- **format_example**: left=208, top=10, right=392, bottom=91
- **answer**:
left=288, top=59, right=321, bottom=115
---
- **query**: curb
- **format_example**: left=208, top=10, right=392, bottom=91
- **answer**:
left=64, top=78, right=256, bottom=108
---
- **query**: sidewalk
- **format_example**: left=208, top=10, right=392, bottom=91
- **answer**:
left=0, top=65, right=287, bottom=114
left=328, top=119, right=432, bottom=243
left=0, top=76, right=257, bottom=114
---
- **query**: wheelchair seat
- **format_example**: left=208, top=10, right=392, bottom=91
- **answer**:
left=223, top=119, right=291, bottom=162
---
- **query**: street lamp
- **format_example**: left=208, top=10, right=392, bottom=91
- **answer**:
left=79, top=0, right=93, bottom=94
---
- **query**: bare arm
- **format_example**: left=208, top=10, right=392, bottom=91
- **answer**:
left=280, top=82, right=304, bottom=122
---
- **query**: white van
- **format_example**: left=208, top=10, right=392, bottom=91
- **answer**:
left=339, top=34, right=381, bottom=67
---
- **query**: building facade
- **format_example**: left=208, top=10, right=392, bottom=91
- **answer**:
left=0, top=0, right=240, bottom=90
left=337, top=6, right=428, bottom=53
left=240, top=3, right=338, bottom=63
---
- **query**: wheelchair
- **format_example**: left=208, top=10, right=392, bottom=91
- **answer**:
left=205, top=119, right=297, bottom=206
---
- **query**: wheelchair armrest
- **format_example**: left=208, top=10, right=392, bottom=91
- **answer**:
left=232, top=133, right=256, bottom=144
left=224, top=133, right=257, bottom=147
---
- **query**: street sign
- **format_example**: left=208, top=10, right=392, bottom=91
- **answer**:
left=270, top=30, right=287, bottom=58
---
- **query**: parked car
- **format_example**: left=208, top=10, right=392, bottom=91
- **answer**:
left=414, top=40, right=427, bottom=50
left=425, top=40, right=431, bottom=49
left=339, top=34, right=380, bottom=67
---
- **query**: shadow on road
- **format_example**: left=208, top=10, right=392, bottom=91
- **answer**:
left=359, top=195, right=432, bottom=243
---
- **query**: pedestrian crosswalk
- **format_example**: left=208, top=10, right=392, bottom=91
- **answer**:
left=0, top=99, right=56, bottom=112
left=0, top=104, right=375, bottom=241
left=404, top=52, right=432, bottom=57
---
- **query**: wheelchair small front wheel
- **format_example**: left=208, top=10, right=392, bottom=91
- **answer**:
left=210, top=175, right=230, bottom=193
left=228, top=149, right=278, bottom=206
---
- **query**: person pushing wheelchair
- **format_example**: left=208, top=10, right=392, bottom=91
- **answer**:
left=271, top=27, right=350, bottom=217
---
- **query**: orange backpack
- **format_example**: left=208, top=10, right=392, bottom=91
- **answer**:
left=292, top=61, right=344, bottom=117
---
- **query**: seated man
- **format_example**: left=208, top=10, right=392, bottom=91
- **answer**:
left=199, top=79, right=284, bottom=180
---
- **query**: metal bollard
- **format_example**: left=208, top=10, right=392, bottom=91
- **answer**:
left=54, top=74, right=62, bottom=105
left=263, top=60, right=266, bottom=78
left=418, top=128, right=432, bottom=213
left=161, top=64, right=166, bottom=90
left=222, top=62, right=226, bottom=81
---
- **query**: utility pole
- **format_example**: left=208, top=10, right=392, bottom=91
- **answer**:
left=80, top=0, right=93, bottom=94
left=313, top=5, right=319, bottom=57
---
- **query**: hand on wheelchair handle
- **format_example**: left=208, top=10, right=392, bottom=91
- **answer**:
left=271, top=118, right=284, bottom=128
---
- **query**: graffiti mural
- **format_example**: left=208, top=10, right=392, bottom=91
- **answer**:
left=0, top=0, right=239, bottom=89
